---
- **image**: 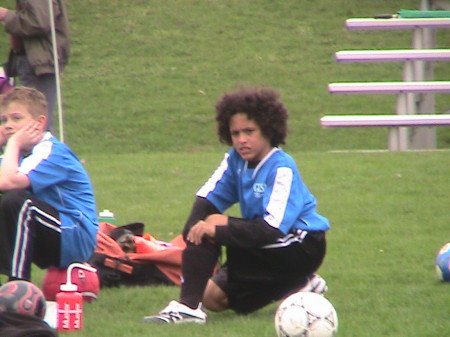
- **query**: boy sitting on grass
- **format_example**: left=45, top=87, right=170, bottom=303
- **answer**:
left=0, top=87, right=98, bottom=282
left=144, top=86, right=330, bottom=324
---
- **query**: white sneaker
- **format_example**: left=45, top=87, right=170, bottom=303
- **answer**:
left=297, top=274, right=328, bottom=294
left=142, top=300, right=207, bottom=324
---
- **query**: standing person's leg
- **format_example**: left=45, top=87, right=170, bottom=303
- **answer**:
left=0, top=190, right=61, bottom=281
left=16, top=54, right=37, bottom=88
left=16, top=55, right=57, bottom=132
left=35, top=73, right=56, bottom=132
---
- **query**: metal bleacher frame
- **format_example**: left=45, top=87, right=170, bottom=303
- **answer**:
left=321, top=0, right=450, bottom=151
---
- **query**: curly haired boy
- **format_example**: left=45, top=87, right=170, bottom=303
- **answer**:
left=144, top=86, right=330, bottom=324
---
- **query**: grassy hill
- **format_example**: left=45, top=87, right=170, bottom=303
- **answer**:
left=3, top=0, right=448, bottom=154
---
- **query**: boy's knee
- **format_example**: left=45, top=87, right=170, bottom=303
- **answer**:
left=183, top=239, right=220, bottom=256
left=0, top=189, right=28, bottom=210
left=203, top=279, right=229, bottom=312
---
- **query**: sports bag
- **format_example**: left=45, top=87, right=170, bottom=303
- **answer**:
left=89, top=222, right=185, bottom=288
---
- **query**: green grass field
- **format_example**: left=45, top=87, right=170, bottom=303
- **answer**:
left=74, top=151, right=450, bottom=337
left=1, top=0, right=449, bottom=336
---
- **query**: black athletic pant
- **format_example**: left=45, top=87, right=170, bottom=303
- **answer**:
left=218, top=231, right=326, bottom=314
left=179, top=197, right=221, bottom=309
left=0, top=189, right=61, bottom=281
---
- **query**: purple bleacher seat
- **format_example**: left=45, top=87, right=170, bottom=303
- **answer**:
left=335, top=49, right=450, bottom=62
left=328, top=81, right=450, bottom=94
left=320, top=114, right=450, bottom=128
left=346, top=18, right=450, bottom=30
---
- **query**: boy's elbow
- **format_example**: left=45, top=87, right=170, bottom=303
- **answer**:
left=0, top=180, right=14, bottom=192
left=0, top=174, right=30, bottom=191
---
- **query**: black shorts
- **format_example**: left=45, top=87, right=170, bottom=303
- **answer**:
left=210, top=231, right=326, bottom=314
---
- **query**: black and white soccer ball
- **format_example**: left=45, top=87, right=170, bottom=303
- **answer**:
left=274, top=292, right=338, bottom=337
left=0, top=280, right=47, bottom=319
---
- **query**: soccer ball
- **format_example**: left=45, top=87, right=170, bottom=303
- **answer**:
left=275, top=292, right=338, bottom=337
left=435, top=242, right=450, bottom=282
left=42, top=265, right=100, bottom=302
left=0, top=280, right=46, bottom=319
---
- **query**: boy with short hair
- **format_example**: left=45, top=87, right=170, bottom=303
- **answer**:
left=0, top=87, right=98, bottom=282
left=144, top=86, right=330, bottom=324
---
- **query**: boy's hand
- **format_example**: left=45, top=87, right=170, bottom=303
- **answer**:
left=9, top=121, right=43, bottom=152
left=187, top=220, right=216, bottom=245
left=0, top=8, right=8, bottom=21
left=187, top=214, right=228, bottom=245
left=0, top=125, right=8, bottom=148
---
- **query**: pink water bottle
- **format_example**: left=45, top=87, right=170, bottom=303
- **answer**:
left=56, top=263, right=96, bottom=331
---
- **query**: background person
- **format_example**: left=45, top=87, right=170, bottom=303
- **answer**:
left=0, top=0, right=70, bottom=133
left=0, top=87, right=97, bottom=282
left=144, top=86, right=330, bottom=324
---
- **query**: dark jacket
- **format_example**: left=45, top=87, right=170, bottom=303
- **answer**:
left=0, top=311, right=58, bottom=337
left=3, top=0, right=70, bottom=75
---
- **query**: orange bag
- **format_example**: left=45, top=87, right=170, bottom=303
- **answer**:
left=89, top=222, right=186, bottom=287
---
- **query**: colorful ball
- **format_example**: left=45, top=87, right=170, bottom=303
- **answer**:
left=435, top=242, right=450, bottom=282
left=42, top=265, right=100, bottom=302
left=0, top=280, right=46, bottom=319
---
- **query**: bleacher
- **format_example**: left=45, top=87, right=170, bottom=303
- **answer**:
left=321, top=1, right=450, bottom=151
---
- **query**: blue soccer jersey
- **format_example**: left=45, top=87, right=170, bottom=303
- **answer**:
left=17, top=132, right=98, bottom=267
left=197, top=148, right=329, bottom=234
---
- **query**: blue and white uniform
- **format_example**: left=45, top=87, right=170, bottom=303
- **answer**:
left=198, top=147, right=329, bottom=236
left=189, top=147, right=329, bottom=313
left=18, top=132, right=98, bottom=266
left=0, top=132, right=97, bottom=279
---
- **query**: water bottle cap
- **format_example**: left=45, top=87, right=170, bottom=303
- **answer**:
left=99, top=209, right=114, bottom=218
left=60, top=283, right=78, bottom=292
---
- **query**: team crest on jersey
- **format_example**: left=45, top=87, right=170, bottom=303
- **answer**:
left=253, top=183, right=266, bottom=198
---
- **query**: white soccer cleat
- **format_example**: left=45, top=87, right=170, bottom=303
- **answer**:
left=142, top=300, right=207, bottom=324
left=297, top=274, right=328, bottom=295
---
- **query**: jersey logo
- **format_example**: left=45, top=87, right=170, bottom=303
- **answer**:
left=253, top=183, right=266, bottom=198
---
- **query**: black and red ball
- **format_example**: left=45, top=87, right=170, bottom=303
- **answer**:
left=0, top=280, right=47, bottom=319
left=42, top=265, right=100, bottom=303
